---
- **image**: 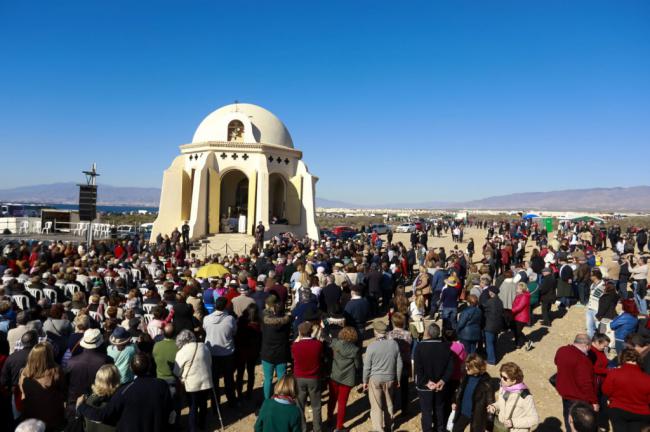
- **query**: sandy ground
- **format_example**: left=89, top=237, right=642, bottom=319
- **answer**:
left=195, top=227, right=607, bottom=431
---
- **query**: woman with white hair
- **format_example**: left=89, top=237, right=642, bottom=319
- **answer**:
left=174, top=329, right=212, bottom=432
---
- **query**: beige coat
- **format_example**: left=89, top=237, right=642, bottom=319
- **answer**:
left=174, top=342, right=213, bottom=392
left=494, top=391, right=539, bottom=432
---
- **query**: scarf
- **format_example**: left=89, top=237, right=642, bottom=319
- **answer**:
left=500, top=382, right=528, bottom=395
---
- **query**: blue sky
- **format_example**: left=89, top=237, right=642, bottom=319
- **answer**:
left=0, top=0, right=648, bottom=204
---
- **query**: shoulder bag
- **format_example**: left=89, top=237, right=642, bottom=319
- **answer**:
left=493, top=393, right=524, bottom=432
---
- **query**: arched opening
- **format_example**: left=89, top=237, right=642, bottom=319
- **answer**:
left=220, top=170, right=249, bottom=233
left=227, top=120, right=244, bottom=142
left=269, top=173, right=287, bottom=224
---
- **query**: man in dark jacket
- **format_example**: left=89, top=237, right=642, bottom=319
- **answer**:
left=319, top=276, right=342, bottom=312
left=539, top=267, right=557, bottom=326
left=413, top=323, right=454, bottom=432
left=77, top=353, right=173, bottom=432
left=554, top=333, right=599, bottom=432
left=0, top=330, right=37, bottom=391
left=483, top=287, right=503, bottom=365
left=66, top=328, right=113, bottom=415
left=366, top=264, right=383, bottom=316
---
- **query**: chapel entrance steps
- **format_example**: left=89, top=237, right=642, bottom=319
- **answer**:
left=190, top=233, right=256, bottom=259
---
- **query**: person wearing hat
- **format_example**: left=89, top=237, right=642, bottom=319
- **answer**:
left=539, top=267, right=557, bottom=326
left=362, top=320, right=403, bottom=432
left=108, top=326, right=136, bottom=384
left=440, top=275, right=461, bottom=330
left=65, top=328, right=113, bottom=416
left=232, top=282, right=255, bottom=318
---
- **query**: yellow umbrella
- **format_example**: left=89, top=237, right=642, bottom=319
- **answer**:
left=196, top=263, right=230, bottom=278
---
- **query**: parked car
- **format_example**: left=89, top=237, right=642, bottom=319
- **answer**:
left=331, top=226, right=356, bottom=237
left=320, top=229, right=336, bottom=241
left=369, top=223, right=391, bottom=235
left=395, top=223, right=416, bottom=233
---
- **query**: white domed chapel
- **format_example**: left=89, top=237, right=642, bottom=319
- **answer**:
left=151, top=103, right=319, bottom=241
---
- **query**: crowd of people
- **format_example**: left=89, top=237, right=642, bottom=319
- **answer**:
left=0, top=216, right=648, bottom=432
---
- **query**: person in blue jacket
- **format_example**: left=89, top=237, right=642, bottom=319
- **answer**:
left=456, top=294, right=483, bottom=354
left=610, top=299, right=639, bottom=355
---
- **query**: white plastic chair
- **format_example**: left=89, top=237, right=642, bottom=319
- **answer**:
left=41, top=221, right=52, bottom=234
left=43, top=288, right=58, bottom=303
left=139, top=287, right=149, bottom=296
left=26, top=287, right=43, bottom=301
left=143, top=313, right=154, bottom=325
left=104, top=276, right=114, bottom=289
left=32, top=220, right=42, bottom=233
left=18, top=221, right=29, bottom=234
left=12, top=294, right=30, bottom=310
left=70, top=308, right=80, bottom=316
left=130, top=269, right=141, bottom=282
left=65, top=283, right=81, bottom=297
left=142, top=303, right=156, bottom=314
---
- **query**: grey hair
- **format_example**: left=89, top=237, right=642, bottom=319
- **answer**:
left=175, top=329, right=196, bottom=349
left=427, top=323, right=441, bottom=339
left=16, top=419, right=46, bottom=432
left=574, top=333, right=591, bottom=345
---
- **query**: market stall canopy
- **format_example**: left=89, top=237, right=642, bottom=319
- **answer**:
left=523, top=213, right=540, bottom=219
left=569, top=215, right=605, bottom=224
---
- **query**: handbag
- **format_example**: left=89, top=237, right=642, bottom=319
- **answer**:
left=493, top=393, right=520, bottom=432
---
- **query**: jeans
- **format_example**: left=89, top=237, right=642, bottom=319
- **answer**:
left=442, top=307, right=457, bottom=330
left=327, top=380, right=352, bottom=430
left=586, top=308, right=598, bottom=338
left=186, top=390, right=208, bottom=432
left=460, top=340, right=477, bottom=355
left=608, top=407, right=650, bottom=432
left=417, top=388, right=446, bottom=432
left=296, top=377, right=322, bottom=432
left=633, top=280, right=648, bottom=316
left=562, top=398, right=580, bottom=432
left=211, top=354, right=236, bottom=406
left=513, top=321, right=526, bottom=348
left=577, top=282, right=589, bottom=305
left=485, top=331, right=497, bottom=364
left=262, top=360, right=287, bottom=399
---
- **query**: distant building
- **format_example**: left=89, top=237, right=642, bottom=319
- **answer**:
left=152, top=103, right=319, bottom=241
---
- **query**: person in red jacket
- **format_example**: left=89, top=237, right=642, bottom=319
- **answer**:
left=554, top=333, right=599, bottom=432
left=511, top=282, right=532, bottom=350
left=587, top=333, right=611, bottom=431
left=291, top=321, right=324, bottom=432
left=602, top=348, right=650, bottom=431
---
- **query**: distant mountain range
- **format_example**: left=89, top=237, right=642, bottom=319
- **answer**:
left=316, top=186, right=650, bottom=211
left=0, top=182, right=160, bottom=206
left=0, top=183, right=649, bottom=211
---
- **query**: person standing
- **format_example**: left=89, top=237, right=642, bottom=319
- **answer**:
left=602, top=348, right=650, bottom=431
left=328, top=327, right=361, bottom=431
left=456, top=294, right=482, bottom=354
left=203, top=296, right=238, bottom=408
left=539, top=267, right=557, bottom=326
left=362, top=321, right=403, bottom=432
left=554, top=333, right=599, bottom=431
left=174, top=330, right=213, bottom=432
left=261, top=296, right=292, bottom=399
left=451, top=354, right=494, bottom=432
left=484, top=287, right=504, bottom=365
left=586, top=270, right=606, bottom=339
left=291, top=321, right=324, bottom=432
left=77, top=353, right=173, bottom=432
left=511, top=282, right=531, bottom=350
left=254, top=375, right=302, bottom=432
left=181, top=221, right=190, bottom=250
left=488, top=362, right=539, bottom=431
left=413, top=323, right=454, bottom=432
left=255, top=221, right=265, bottom=250
left=630, top=256, right=648, bottom=316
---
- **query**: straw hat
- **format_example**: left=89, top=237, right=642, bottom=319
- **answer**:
left=80, top=328, right=104, bottom=349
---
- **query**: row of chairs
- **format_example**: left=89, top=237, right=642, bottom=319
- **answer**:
left=17, top=220, right=52, bottom=234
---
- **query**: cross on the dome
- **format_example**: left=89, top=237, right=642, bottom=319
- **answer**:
left=231, top=153, right=238, bottom=160
left=284, top=158, right=289, bottom=164
left=268, top=155, right=274, bottom=162
left=242, top=154, right=249, bottom=160
left=220, top=153, right=227, bottom=159
left=276, top=157, right=282, bottom=163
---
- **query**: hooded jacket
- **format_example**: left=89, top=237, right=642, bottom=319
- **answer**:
left=203, top=310, right=237, bottom=356
left=260, top=309, right=291, bottom=364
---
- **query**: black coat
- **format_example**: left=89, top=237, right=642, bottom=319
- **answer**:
left=596, top=292, right=619, bottom=321
left=319, top=283, right=342, bottom=312
left=539, top=276, right=557, bottom=303
left=484, top=296, right=504, bottom=334
left=454, top=373, right=495, bottom=432
left=78, top=376, right=173, bottom=432
left=260, top=311, right=291, bottom=364
left=413, top=340, right=453, bottom=389
left=0, top=347, right=31, bottom=388
left=66, top=348, right=114, bottom=408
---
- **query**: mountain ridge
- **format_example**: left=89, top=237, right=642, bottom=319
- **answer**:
left=0, top=183, right=648, bottom=211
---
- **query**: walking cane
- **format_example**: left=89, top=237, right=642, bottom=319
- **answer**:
left=211, top=386, right=225, bottom=432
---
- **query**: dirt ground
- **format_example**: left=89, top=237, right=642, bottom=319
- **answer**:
left=198, top=227, right=610, bottom=431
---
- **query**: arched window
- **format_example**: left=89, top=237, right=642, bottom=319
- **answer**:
left=227, top=120, right=244, bottom=142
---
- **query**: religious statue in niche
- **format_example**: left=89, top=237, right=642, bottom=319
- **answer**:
left=227, top=120, right=244, bottom=142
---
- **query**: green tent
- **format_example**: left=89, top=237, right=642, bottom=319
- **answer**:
left=570, top=215, right=605, bottom=224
